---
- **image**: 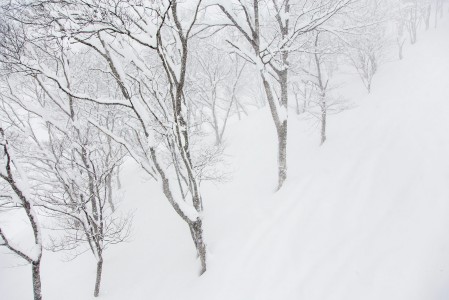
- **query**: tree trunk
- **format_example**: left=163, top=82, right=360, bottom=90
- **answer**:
left=275, top=65, right=289, bottom=191
left=261, top=75, right=288, bottom=191
left=410, top=25, right=417, bottom=44
left=94, top=258, right=103, bottom=297
left=320, top=103, right=327, bottom=145
left=425, top=6, right=431, bottom=30
left=189, top=219, right=207, bottom=275
left=106, top=174, right=115, bottom=212
left=116, top=166, right=121, bottom=190
left=294, top=94, right=300, bottom=115
left=32, top=260, right=42, bottom=300
left=277, top=121, right=287, bottom=190
left=398, top=41, right=404, bottom=60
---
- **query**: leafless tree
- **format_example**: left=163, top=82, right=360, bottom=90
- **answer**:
left=190, top=43, right=248, bottom=145
left=0, top=0, right=216, bottom=274
left=403, top=0, right=421, bottom=44
left=298, top=31, right=348, bottom=145
left=214, top=0, right=353, bottom=190
left=0, top=128, right=43, bottom=300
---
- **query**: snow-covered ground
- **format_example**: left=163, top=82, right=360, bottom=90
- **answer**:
left=2, top=17, right=449, bottom=300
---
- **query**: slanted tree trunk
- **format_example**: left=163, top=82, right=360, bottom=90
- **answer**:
left=189, top=219, right=207, bottom=274
left=261, top=74, right=288, bottom=190
left=149, top=146, right=207, bottom=274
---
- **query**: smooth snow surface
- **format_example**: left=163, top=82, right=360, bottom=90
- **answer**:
left=1, top=18, right=449, bottom=300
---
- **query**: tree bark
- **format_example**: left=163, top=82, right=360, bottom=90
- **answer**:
left=106, top=174, right=115, bottom=212
left=32, top=260, right=42, bottom=300
left=94, top=258, right=103, bottom=297
left=189, top=219, right=207, bottom=275
left=320, top=103, right=327, bottom=145
left=277, top=121, right=287, bottom=190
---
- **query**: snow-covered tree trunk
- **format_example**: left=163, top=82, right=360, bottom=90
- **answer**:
left=32, top=260, right=42, bottom=300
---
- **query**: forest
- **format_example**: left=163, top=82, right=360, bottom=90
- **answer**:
left=0, top=0, right=448, bottom=299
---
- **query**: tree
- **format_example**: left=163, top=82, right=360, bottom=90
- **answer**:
left=214, top=0, right=353, bottom=190
left=0, top=0, right=215, bottom=274
left=0, top=64, right=131, bottom=297
left=42, top=118, right=130, bottom=298
left=403, top=0, right=421, bottom=44
left=0, top=8, right=132, bottom=294
left=345, top=0, right=388, bottom=93
left=311, top=32, right=336, bottom=145
left=434, top=0, right=446, bottom=28
left=190, top=42, right=248, bottom=145
left=391, top=2, right=408, bottom=60
left=291, top=79, right=314, bottom=115
left=0, top=128, right=43, bottom=300
left=347, top=34, right=384, bottom=93
left=295, top=31, right=348, bottom=145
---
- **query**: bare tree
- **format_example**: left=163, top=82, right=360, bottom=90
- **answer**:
left=0, top=66, right=131, bottom=297
left=347, top=37, right=383, bottom=93
left=392, top=5, right=407, bottom=60
left=345, top=0, right=389, bottom=93
left=297, top=31, right=348, bottom=145
left=421, top=0, right=432, bottom=30
left=42, top=120, right=130, bottom=298
left=0, top=10, right=132, bottom=293
left=0, top=0, right=216, bottom=274
left=291, top=79, right=314, bottom=115
left=214, top=0, right=353, bottom=190
left=0, top=128, right=43, bottom=300
left=190, top=43, right=247, bottom=145
left=434, top=0, right=445, bottom=27
left=403, top=0, right=421, bottom=44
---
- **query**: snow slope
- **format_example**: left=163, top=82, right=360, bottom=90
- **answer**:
left=2, top=17, right=449, bottom=300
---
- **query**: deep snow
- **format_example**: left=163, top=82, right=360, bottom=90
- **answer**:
left=1, top=16, right=449, bottom=300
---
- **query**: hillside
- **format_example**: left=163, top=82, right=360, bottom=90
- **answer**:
left=1, top=14, right=449, bottom=300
